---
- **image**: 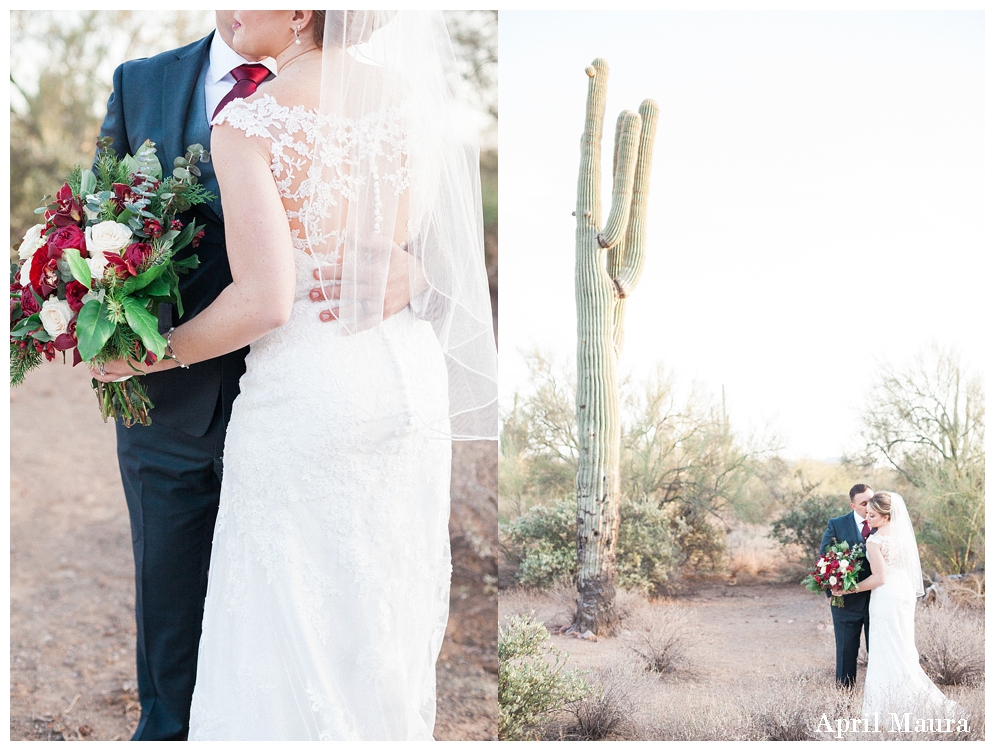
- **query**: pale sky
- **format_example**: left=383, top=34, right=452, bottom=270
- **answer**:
left=498, top=10, right=986, bottom=461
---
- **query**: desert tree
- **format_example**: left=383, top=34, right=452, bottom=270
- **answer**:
left=852, top=345, right=984, bottom=573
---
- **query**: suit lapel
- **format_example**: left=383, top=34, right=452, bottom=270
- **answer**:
left=161, top=33, right=213, bottom=179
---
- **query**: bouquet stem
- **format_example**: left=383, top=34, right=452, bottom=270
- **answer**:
left=92, top=378, right=154, bottom=427
left=831, top=595, right=845, bottom=608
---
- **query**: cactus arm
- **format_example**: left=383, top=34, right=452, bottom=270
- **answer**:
left=598, top=110, right=641, bottom=251
left=577, top=59, right=610, bottom=229
left=612, top=99, right=659, bottom=298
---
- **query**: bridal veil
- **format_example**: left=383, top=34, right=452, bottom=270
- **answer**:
left=305, top=11, right=497, bottom=441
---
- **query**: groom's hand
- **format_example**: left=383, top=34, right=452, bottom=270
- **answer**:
left=309, top=240, right=427, bottom=325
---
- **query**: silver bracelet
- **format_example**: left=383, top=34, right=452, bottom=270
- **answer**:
left=164, top=327, right=190, bottom=369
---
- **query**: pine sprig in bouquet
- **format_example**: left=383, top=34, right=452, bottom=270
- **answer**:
left=802, top=539, right=866, bottom=607
left=10, top=138, right=213, bottom=426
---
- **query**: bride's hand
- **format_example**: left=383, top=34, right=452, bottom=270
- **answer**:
left=87, top=355, right=174, bottom=383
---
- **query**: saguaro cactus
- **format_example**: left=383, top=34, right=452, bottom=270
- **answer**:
left=573, top=59, right=658, bottom=635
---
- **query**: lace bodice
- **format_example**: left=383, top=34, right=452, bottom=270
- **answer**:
left=213, top=94, right=410, bottom=258
left=867, top=533, right=912, bottom=574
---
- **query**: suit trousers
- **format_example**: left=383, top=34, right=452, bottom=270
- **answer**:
left=115, top=402, right=225, bottom=741
left=830, top=594, right=870, bottom=687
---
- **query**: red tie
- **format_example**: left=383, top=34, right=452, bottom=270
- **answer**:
left=861, top=520, right=871, bottom=540
left=213, top=64, right=271, bottom=120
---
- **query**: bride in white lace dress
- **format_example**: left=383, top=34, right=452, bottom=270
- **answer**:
left=834, top=492, right=963, bottom=722
left=93, top=11, right=496, bottom=740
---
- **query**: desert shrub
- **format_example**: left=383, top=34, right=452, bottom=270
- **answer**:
left=501, top=498, right=576, bottom=588
left=622, top=600, right=695, bottom=676
left=669, top=502, right=726, bottom=572
left=561, top=661, right=652, bottom=740
left=619, top=500, right=683, bottom=592
left=498, top=613, right=589, bottom=740
left=916, top=605, right=985, bottom=686
left=502, top=496, right=682, bottom=592
left=726, top=523, right=783, bottom=578
left=740, top=670, right=857, bottom=741
left=771, top=494, right=847, bottom=554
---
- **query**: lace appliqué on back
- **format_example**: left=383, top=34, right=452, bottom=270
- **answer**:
left=213, top=94, right=410, bottom=258
left=867, top=534, right=909, bottom=571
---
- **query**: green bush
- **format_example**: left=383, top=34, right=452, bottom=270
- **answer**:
left=771, top=494, right=847, bottom=555
left=502, top=498, right=577, bottom=588
left=501, top=497, right=682, bottom=593
left=619, top=500, right=682, bottom=592
left=498, top=614, right=589, bottom=740
left=668, top=502, right=726, bottom=573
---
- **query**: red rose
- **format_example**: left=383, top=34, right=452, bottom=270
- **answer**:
left=46, top=224, right=88, bottom=259
left=29, top=251, right=60, bottom=297
left=192, top=229, right=205, bottom=248
left=123, top=242, right=153, bottom=276
left=143, top=218, right=164, bottom=238
left=45, top=183, right=84, bottom=228
left=20, top=288, right=41, bottom=317
left=65, top=281, right=88, bottom=312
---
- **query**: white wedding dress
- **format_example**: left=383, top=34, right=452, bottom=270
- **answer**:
left=862, top=531, right=961, bottom=721
left=187, top=95, right=452, bottom=740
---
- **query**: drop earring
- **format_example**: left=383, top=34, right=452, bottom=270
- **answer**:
left=294, top=26, right=301, bottom=45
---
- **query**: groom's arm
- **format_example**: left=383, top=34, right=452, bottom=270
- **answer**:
left=818, top=519, right=836, bottom=558
left=98, top=63, right=130, bottom=158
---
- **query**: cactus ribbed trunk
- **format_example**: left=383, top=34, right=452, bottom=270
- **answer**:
left=573, top=59, right=658, bottom=636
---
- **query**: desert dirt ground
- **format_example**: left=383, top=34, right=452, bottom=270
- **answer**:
left=500, top=578, right=984, bottom=739
left=502, top=578, right=842, bottom=688
left=10, top=360, right=497, bottom=741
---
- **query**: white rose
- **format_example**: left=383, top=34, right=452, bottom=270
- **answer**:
left=85, top=220, right=133, bottom=255
left=18, top=262, right=32, bottom=288
left=838, top=558, right=849, bottom=569
left=39, top=298, right=73, bottom=338
left=18, top=224, right=47, bottom=260
left=87, top=252, right=110, bottom=282
left=828, top=575, right=838, bottom=586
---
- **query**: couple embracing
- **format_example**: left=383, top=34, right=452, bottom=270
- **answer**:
left=821, top=485, right=962, bottom=721
left=90, top=10, right=497, bottom=741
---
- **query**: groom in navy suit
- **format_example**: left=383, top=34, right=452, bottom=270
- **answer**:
left=820, top=483, right=875, bottom=688
left=99, top=13, right=274, bottom=740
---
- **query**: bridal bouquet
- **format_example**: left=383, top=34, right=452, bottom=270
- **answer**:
left=10, top=138, right=212, bottom=427
left=803, top=540, right=866, bottom=607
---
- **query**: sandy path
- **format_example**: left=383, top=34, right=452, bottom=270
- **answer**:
left=10, top=360, right=496, bottom=740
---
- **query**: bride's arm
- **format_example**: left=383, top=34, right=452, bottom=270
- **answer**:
left=843, top=539, right=887, bottom=594
left=92, top=123, right=295, bottom=378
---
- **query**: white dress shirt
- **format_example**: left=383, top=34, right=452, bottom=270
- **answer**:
left=853, top=510, right=868, bottom=535
left=204, top=33, right=278, bottom=123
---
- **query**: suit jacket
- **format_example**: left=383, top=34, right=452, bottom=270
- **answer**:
left=99, top=33, right=247, bottom=437
left=820, top=512, right=873, bottom=608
